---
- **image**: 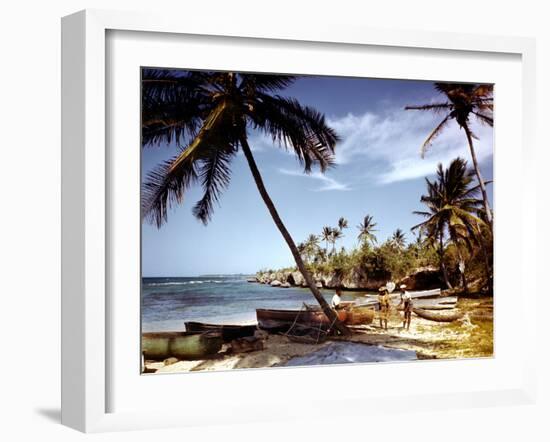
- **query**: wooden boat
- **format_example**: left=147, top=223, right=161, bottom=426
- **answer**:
left=408, top=288, right=442, bottom=299
left=303, top=301, right=356, bottom=311
left=142, top=331, right=223, bottom=360
left=408, top=296, right=458, bottom=310
left=256, top=308, right=348, bottom=331
left=412, top=308, right=463, bottom=322
left=184, top=321, right=257, bottom=342
left=363, top=288, right=444, bottom=310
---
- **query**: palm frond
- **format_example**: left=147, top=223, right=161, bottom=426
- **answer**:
left=421, top=115, right=452, bottom=158
left=141, top=155, right=198, bottom=228
left=142, top=70, right=210, bottom=147
left=250, top=94, right=339, bottom=172
left=192, top=145, right=237, bottom=224
left=472, top=111, right=494, bottom=127
left=404, top=103, right=451, bottom=113
left=240, top=74, right=296, bottom=93
left=141, top=101, right=238, bottom=226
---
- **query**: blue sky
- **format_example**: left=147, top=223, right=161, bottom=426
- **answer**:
left=142, top=74, right=494, bottom=277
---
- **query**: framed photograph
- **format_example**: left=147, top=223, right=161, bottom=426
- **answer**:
left=61, top=9, right=537, bottom=432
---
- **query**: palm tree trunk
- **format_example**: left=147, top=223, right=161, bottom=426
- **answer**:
left=439, top=232, right=453, bottom=289
left=465, top=128, right=493, bottom=226
left=454, top=242, right=468, bottom=293
left=475, top=229, right=493, bottom=294
left=240, top=137, right=350, bottom=335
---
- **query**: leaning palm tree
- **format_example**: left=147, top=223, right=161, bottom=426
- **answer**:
left=391, top=228, right=407, bottom=249
left=412, top=157, right=487, bottom=290
left=141, top=70, right=349, bottom=335
left=357, top=214, right=377, bottom=246
left=405, top=83, right=493, bottom=225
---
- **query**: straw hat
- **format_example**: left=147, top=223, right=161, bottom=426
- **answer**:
left=378, top=286, right=387, bottom=292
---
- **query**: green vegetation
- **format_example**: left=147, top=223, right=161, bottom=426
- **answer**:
left=293, top=218, right=438, bottom=283
left=277, top=157, right=493, bottom=291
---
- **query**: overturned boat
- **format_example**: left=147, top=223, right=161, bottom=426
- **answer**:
left=142, top=331, right=223, bottom=360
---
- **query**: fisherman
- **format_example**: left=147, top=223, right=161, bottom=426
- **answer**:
left=378, top=286, right=390, bottom=330
left=331, top=288, right=342, bottom=309
left=399, top=284, right=412, bottom=331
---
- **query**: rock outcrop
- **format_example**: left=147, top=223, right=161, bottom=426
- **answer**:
left=397, top=266, right=441, bottom=290
left=255, top=266, right=442, bottom=291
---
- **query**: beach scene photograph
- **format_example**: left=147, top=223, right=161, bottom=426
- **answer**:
left=140, top=69, right=494, bottom=374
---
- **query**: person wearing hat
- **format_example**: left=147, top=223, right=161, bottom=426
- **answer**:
left=399, top=284, right=412, bottom=331
left=378, top=286, right=390, bottom=330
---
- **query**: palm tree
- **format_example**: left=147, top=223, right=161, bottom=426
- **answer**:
left=357, top=214, right=377, bottom=246
left=297, top=241, right=308, bottom=263
left=141, top=70, right=349, bottom=335
left=405, top=83, right=493, bottom=225
left=391, top=229, right=407, bottom=249
left=321, top=226, right=333, bottom=256
left=412, top=157, right=487, bottom=290
left=338, top=217, right=348, bottom=231
left=335, top=217, right=348, bottom=250
left=330, top=227, right=343, bottom=255
left=304, top=234, right=320, bottom=263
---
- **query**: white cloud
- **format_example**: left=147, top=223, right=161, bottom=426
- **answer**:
left=328, top=108, right=494, bottom=184
left=246, top=132, right=274, bottom=152
left=278, top=168, right=351, bottom=192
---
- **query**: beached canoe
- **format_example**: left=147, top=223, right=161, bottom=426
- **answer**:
left=363, top=288, right=443, bottom=307
left=142, top=331, right=223, bottom=360
left=412, top=308, right=463, bottom=322
left=407, top=296, right=458, bottom=310
left=184, top=322, right=257, bottom=342
left=256, top=308, right=348, bottom=331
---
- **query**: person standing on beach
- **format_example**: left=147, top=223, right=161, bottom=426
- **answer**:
left=331, top=289, right=342, bottom=309
left=399, top=284, right=412, bottom=331
left=378, top=286, right=390, bottom=330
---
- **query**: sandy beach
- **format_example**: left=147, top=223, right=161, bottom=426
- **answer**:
left=143, top=297, right=493, bottom=374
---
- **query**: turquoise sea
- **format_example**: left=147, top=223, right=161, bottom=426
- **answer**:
left=141, top=275, right=367, bottom=332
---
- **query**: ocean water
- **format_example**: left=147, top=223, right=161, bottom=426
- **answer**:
left=142, top=275, right=368, bottom=332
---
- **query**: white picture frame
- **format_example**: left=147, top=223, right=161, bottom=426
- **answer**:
left=61, top=9, right=537, bottom=433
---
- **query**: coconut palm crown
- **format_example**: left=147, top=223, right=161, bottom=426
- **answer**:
left=357, top=214, right=377, bottom=245
left=412, top=157, right=487, bottom=288
left=391, top=228, right=407, bottom=249
left=405, top=83, right=493, bottom=224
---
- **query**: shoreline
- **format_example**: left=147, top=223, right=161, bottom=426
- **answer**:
left=143, top=297, right=493, bottom=373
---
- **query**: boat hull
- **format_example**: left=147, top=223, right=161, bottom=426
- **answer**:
left=412, top=308, right=463, bottom=322
left=256, top=308, right=348, bottom=331
left=184, top=322, right=257, bottom=342
left=142, top=331, right=223, bottom=360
